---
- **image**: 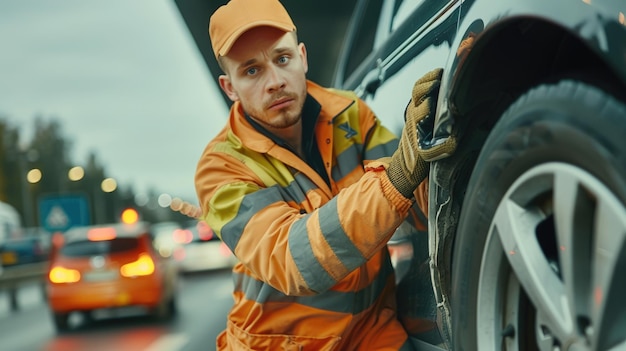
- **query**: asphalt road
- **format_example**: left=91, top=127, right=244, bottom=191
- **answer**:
left=0, top=269, right=233, bottom=351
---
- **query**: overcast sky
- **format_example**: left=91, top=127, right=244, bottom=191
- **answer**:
left=0, top=1, right=229, bottom=203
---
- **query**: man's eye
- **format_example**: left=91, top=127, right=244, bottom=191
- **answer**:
left=277, top=56, right=289, bottom=64
left=246, top=67, right=258, bottom=75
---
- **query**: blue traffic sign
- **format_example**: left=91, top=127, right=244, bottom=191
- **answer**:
left=38, top=194, right=90, bottom=232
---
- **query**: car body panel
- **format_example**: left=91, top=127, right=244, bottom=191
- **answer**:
left=49, top=275, right=163, bottom=312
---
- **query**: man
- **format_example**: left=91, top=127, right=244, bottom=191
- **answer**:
left=195, top=0, right=453, bottom=349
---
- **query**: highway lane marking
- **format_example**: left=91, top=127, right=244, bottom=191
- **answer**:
left=144, top=333, right=189, bottom=351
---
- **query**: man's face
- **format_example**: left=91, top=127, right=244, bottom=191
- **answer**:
left=218, top=27, right=308, bottom=131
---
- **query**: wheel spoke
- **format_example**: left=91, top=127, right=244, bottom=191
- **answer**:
left=553, top=169, right=592, bottom=336
left=590, top=191, right=626, bottom=349
left=492, top=169, right=574, bottom=340
left=553, top=164, right=626, bottom=349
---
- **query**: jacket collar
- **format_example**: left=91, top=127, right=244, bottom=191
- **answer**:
left=229, top=80, right=354, bottom=154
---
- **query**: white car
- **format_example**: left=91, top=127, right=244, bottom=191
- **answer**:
left=174, top=220, right=237, bottom=274
left=151, top=221, right=184, bottom=258
left=0, top=201, right=23, bottom=247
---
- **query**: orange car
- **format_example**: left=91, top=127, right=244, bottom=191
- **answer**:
left=46, top=222, right=179, bottom=332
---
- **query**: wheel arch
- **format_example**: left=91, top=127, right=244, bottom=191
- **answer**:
left=434, top=16, right=626, bottom=242
left=449, top=16, right=626, bottom=141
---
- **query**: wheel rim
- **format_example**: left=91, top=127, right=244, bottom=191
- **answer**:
left=476, top=162, right=626, bottom=350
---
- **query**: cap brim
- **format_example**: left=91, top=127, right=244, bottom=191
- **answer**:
left=218, top=21, right=295, bottom=57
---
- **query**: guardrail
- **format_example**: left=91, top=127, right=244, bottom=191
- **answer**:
left=0, top=262, right=48, bottom=311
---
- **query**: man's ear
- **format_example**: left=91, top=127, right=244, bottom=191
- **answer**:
left=299, top=43, right=308, bottom=74
left=219, top=75, right=239, bottom=102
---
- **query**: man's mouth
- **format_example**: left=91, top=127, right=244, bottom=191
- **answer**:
left=268, top=96, right=293, bottom=110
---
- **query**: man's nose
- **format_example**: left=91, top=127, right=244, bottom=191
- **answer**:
left=266, top=65, right=286, bottom=92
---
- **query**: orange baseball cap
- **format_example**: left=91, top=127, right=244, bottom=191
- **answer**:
left=209, top=0, right=296, bottom=59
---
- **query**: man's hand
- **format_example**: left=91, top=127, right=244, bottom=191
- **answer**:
left=387, top=68, right=454, bottom=198
left=407, top=68, right=457, bottom=162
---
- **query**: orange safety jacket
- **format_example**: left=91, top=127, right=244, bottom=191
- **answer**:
left=195, top=80, right=427, bottom=351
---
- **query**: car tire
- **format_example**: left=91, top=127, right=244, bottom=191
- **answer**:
left=52, top=312, right=70, bottom=333
left=451, top=80, right=626, bottom=350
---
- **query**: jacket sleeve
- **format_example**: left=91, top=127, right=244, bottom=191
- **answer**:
left=195, top=107, right=413, bottom=297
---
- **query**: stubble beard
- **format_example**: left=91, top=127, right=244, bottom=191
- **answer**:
left=269, top=109, right=301, bottom=129
left=245, top=92, right=305, bottom=130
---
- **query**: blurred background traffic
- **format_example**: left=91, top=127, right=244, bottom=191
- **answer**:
left=0, top=1, right=241, bottom=348
left=0, top=199, right=238, bottom=350
left=0, top=0, right=358, bottom=349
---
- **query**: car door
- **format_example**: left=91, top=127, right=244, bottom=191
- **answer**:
left=335, top=0, right=461, bottom=135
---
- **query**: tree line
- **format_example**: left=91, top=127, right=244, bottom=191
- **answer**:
left=0, top=115, right=191, bottom=230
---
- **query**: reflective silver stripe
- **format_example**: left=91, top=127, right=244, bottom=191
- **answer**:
left=317, top=197, right=365, bottom=271
left=330, top=138, right=397, bottom=182
left=331, top=144, right=363, bottom=181
left=364, top=138, right=398, bottom=160
left=221, top=178, right=318, bottom=250
left=233, top=258, right=394, bottom=314
left=292, top=172, right=319, bottom=201
left=289, top=214, right=337, bottom=292
left=221, top=185, right=285, bottom=249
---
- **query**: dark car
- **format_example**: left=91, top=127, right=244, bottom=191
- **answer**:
left=333, top=0, right=626, bottom=350
left=0, top=235, right=49, bottom=267
left=46, top=222, right=179, bottom=332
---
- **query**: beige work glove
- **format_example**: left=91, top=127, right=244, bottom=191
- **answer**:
left=387, top=68, right=456, bottom=198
